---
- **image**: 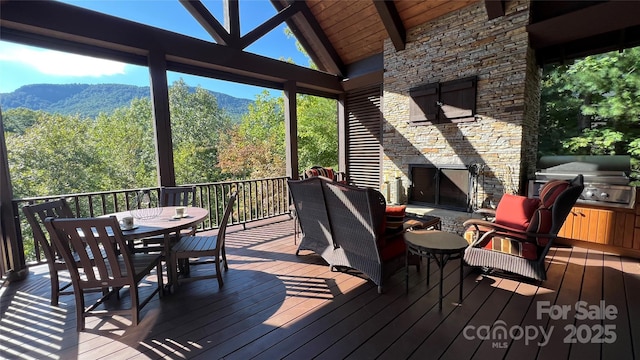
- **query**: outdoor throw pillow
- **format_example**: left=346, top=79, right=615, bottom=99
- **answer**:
left=305, top=167, right=335, bottom=180
left=385, top=205, right=406, bottom=234
left=494, top=194, right=540, bottom=230
left=539, top=180, right=569, bottom=208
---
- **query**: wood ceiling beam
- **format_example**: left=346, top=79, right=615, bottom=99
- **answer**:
left=373, top=0, right=406, bottom=51
left=0, top=0, right=343, bottom=95
left=527, top=1, right=640, bottom=49
left=224, top=0, right=241, bottom=44
left=239, top=1, right=305, bottom=50
left=271, top=0, right=345, bottom=76
left=179, top=0, right=232, bottom=46
left=484, top=0, right=505, bottom=21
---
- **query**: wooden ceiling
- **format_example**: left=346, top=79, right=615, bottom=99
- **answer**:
left=273, top=0, right=640, bottom=78
left=1, top=0, right=640, bottom=95
left=273, top=0, right=478, bottom=77
left=306, top=0, right=477, bottom=66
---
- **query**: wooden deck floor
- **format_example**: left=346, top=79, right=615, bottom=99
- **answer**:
left=1, top=216, right=639, bottom=359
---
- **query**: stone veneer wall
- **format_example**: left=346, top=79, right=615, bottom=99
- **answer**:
left=382, top=0, right=540, bottom=218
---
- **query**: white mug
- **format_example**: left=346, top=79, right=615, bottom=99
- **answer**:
left=175, top=206, right=186, bottom=218
left=120, top=216, right=134, bottom=229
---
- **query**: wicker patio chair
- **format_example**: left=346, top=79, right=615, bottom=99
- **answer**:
left=463, top=174, right=584, bottom=281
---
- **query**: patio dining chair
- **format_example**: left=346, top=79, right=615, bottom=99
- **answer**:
left=45, top=216, right=163, bottom=331
left=169, top=191, right=236, bottom=290
left=139, top=185, right=197, bottom=253
left=22, top=199, right=76, bottom=306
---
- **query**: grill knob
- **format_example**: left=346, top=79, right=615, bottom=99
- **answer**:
left=585, top=190, right=595, bottom=197
left=600, top=192, right=609, bottom=198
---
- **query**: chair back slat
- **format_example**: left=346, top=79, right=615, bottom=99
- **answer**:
left=23, top=199, right=75, bottom=262
left=216, top=192, right=237, bottom=253
left=45, top=216, right=134, bottom=288
left=160, top=186, right=196, bottom=207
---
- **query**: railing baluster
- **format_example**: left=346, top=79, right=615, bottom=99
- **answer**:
left=14, top=177, right=290, bottom=265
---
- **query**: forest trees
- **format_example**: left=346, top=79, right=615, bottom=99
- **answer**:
left=5, top=80, right=234, bottom=198
left=539, top=47, right=640, bottom=182
left=5, top=79, right=338, bottom=199
left=217, top=27, right=339, bottom=179
left=217, top=90, right=337, bottom=179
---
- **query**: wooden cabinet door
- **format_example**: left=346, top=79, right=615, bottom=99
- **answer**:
left=559, top=206, right=636, bottom=248
left=559, top=207, right=613, bottom=244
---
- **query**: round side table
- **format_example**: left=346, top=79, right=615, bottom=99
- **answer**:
left=404, top=230, right=468, bottom=310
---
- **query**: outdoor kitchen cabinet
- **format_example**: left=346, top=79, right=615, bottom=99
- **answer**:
left=557, top=194, right=640, bottom=259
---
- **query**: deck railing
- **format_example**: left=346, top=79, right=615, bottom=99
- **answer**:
left=13, top=176, right=291, bottom=265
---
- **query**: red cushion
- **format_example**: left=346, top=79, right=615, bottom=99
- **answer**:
left=539, top=180, right=569, bottom=208
left=379, top=236, right=406, bottom=261
left=494, top=194, right=540, bottom=230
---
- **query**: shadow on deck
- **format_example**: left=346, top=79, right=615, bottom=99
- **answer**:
left=1, top=216, right=639, bottom=359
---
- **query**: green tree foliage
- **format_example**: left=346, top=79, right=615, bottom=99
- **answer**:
left=7, top=112, right=98, bottom=197
left=217, top=90, right=337, bottom=179
left=169, top=79, right=232, bottom=183
left=6, top=79, right=234, bottom=198
left=2, top=107, right=41, bottom=134
left=297, top=94, right=338, bottom=169
left=92, top=97, right=157, bottom=190
left=218, top=91, right=286, bottom=179
left=540, top=47, right=640, bottom=182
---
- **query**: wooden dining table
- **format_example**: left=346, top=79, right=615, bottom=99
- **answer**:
left=103, top=206, right=209, bottom=288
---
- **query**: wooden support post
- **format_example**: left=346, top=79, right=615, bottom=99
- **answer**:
left=284, top=80, right=299, bottom=179
left=148, top=51, right=176, bottom=187
left=0, top=110, right=27, bottom=281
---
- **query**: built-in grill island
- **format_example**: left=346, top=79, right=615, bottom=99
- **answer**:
left=529, top=155, right=636, bottom=209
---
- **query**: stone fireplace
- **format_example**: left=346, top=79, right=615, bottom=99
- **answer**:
left=380, top=0, right=539, bottom=231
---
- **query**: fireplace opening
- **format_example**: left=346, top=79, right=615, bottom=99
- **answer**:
left=409, top=164, right=471, bottom=212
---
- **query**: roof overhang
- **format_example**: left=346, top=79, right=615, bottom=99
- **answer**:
left=0, top=0, right=344, bottom=98
left=527, top=1, right=640, bottom=64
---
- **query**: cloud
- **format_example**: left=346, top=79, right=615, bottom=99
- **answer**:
left=0, top=42, right=126, bottom=77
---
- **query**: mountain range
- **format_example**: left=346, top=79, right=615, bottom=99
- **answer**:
left=0, top=83, right=253, bottom=119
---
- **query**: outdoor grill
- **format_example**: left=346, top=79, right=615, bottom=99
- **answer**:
left=528, top=155, right=636, bottom=209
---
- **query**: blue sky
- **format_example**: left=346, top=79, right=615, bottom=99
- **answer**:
left=0, top=0, right=311, bottom=100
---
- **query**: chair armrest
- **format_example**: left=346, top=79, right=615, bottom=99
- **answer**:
left=474, top=207, right=496, bottom=220
left=463, top=218, right=495, bottom=228
left=464, top=218, right=529, bottom=234
left=464, top=218, right=530, bottom=240
left=468, top=218, right=557, bottom=248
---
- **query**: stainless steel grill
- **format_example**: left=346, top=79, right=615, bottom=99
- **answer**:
left=529, top=155, right=636, bottom=209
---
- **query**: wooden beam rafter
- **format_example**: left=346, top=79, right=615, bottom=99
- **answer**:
left=373, top=0, right=405, bottom=51
left=239, top=1, right=305, bottom=50
left=527, top=1, right=640, bottom=49
left=271, top=0, right=345, bottom=76
left=223, top=0, right=240, bottom=43
left=0, top=0, right=343, bottom=95
left=179, top=0, right=232, bottom=46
